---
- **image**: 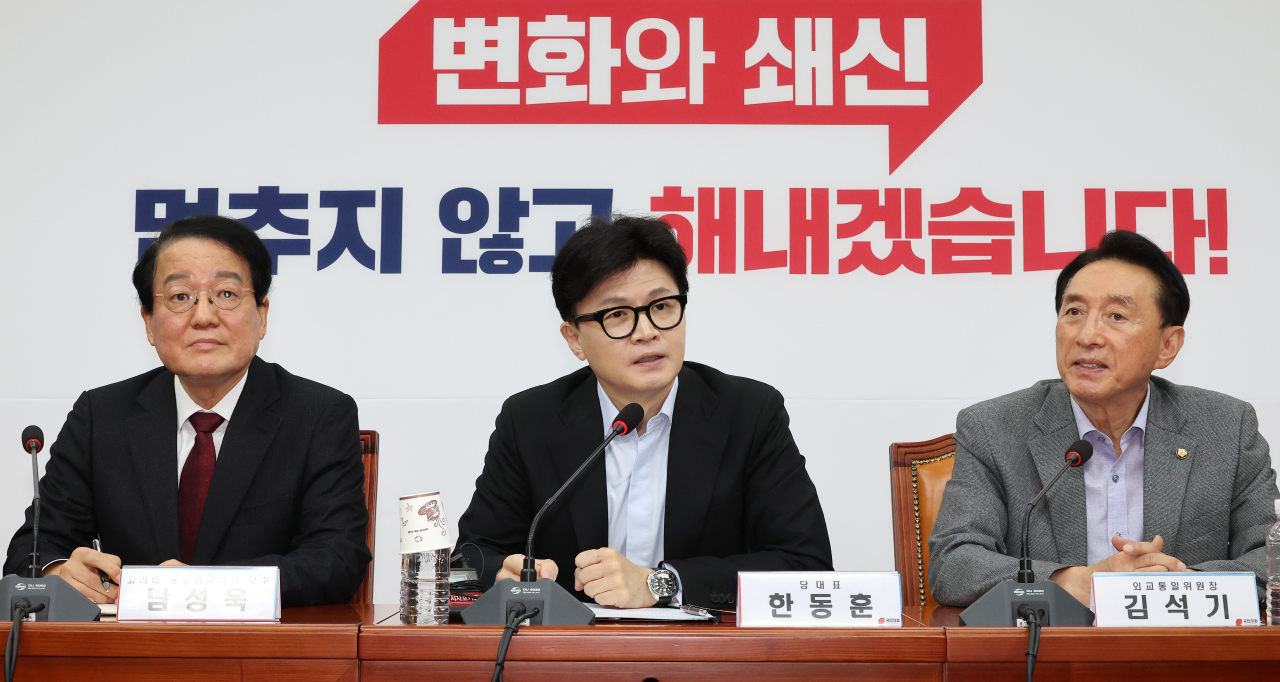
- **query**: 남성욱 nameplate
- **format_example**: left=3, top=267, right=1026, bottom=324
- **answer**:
left=117, top=566, right=281, bottom=622
left=737, top=572, right=902, bottom=628
left=1091, top=571, right=1260, bottom=627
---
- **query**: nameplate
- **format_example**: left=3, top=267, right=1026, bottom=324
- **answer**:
left=737, top=572, right=902, bottom=628
left=1090, top=572, right=1260, bottom=627
left=117, top=566, right=281, bottom=622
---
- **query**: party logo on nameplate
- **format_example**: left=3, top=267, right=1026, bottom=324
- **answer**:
left=737, top=572, right=902, bottom=628
left=1091, top=572, right=1260, bottom=627
left=117, top=566, right=281, bottom=622
left=401, top=491, right=453, bottom=553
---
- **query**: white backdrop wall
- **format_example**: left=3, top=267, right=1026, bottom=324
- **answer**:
left=1, top=1, right=1277, bottom=606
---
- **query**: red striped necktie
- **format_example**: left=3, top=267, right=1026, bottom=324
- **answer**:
left=178, top=412, right=225, bottom=565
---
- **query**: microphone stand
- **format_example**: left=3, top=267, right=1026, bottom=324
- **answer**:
left=29, top=441, right=40, bottom=579
left=520, top=422, right=627, bottom=582
left=1, top=428, right=100, bottom=627
left=958, top=443, right=1096, bottom=627
left=463, top=404, right=644, bottom=626
left=1017, top=452, right=1082, bottom=584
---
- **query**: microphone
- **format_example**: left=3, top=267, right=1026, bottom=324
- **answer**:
left=22, top=425, right=43, bottom=455
left=1017, top=439, right=1093, bottom=583
left=463, top=403, right=645, bottom=627
left=520, top=403, right=644, bottom=582
left=22, top=426, right=44, bottom=579
left=0, top=427, right=100, bottom=624
left=959, top=439, right=1097, bottom=627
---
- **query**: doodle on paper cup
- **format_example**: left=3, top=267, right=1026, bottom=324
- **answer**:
left=400, top=491, right=452, bottom=553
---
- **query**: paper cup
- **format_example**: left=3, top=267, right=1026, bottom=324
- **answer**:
left=399, top=491, right=452, bottom=553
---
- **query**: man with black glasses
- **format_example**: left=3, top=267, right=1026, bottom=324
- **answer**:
left=456, top=215, right=832, bottom=610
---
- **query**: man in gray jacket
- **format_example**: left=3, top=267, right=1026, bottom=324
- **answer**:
left=929, top=230, right=1277, bottom=607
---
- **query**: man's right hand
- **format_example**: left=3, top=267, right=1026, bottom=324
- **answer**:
left=1051, top=534, right=1187, bottom=604
left=1097, top=534, right=1187, bottom=573
left=43, top=546, right=121, bottom=604
left=495, top=554, right=559, bottom=583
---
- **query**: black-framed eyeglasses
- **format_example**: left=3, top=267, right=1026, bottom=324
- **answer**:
left=573, top=295, right=687, bottom=340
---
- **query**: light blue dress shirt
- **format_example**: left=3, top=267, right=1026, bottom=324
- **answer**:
left=1070, top=385, right=1150, bottom=566
left=598, top=378, right=678, bottom=571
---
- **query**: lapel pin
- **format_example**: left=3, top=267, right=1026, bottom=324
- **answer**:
left=1175, top=447, right=1189, bottom=460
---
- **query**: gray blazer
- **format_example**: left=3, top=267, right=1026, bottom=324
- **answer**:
left=928, top=376, right=1278, bottom=607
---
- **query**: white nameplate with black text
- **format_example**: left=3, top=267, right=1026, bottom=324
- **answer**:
left=737, top=571, right=902, bottom=628
left=117, top=566, right=281, bottom=622
left=1091, top=571, right=1260, bottom=627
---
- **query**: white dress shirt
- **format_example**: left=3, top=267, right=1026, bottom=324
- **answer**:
left=598, top=379, right=678, bottom=573
left=175, top=372, right=248, bottom=477
left=1070, top=385, right=1150, bottom=566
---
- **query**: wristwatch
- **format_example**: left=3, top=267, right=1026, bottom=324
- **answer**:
left=647, top=567, right=679, bottom=607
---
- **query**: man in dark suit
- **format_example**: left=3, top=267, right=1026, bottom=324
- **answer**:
left=4, top=216, right=370, bottom=607
left=456, top=215, right=832, bottom=609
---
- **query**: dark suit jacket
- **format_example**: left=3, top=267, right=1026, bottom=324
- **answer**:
left=456, top=361, right=833, bottom=608
left=4, top=357, right=371, bottom=607
left=929, top=377, right=1279, bottom=607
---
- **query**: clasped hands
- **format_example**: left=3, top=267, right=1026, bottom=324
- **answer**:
left=497, top=548, right=657, bottom=608
left=44, top=548, right=189, bottom=604
left=1050, top=534, right=1190, bottom=605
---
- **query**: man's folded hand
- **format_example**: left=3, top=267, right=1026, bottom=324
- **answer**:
left=496, top=553, right=558, bottom=582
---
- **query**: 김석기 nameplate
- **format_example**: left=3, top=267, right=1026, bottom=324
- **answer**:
left=117, top=566, right=281, bottom=622
left=1091, top=571, right=1261, bottom=627
left=737, top=572, right=902, bottom=628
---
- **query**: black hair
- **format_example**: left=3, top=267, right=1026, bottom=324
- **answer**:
left=550, top=214, right=690, bottom=321
left=1054, top=230, right=1190, bottom=327
left=133, top=215, right=273, bottom=313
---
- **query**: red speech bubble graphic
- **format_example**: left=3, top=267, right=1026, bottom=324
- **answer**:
left=380, top=0, right=982, bottom=172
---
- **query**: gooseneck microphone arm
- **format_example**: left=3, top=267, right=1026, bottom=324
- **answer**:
left=22, top=426, right=45, bottom=580
left=1017, top=440, right=1094, bottom=584
left=521, top=403, right=645, bottom=582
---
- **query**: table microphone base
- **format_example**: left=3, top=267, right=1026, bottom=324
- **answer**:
left=461, top=578, right=595, bottom=626
left=1, top=574, right=101, bottom=622
left=959, top=579, right=1094, bottom=626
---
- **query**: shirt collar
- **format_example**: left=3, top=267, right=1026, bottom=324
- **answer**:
left=597, top=377, right=679, bottom=438
left=1069, top=382, right=1151, bottom=444
left=174, top=370, right=249, bottom=430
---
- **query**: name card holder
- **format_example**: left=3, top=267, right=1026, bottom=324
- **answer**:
left=1091, top=571, right=1260, bottom=627
left=737, top=571, right=902, bottom=628
left=117, top=566, right=281, bottom=622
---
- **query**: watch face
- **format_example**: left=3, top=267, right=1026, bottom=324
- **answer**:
left=649, top=570, right=677, bottom=597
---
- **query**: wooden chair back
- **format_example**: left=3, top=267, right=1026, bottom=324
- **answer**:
left=350, top=430, right=379, bottom=605
left=889, top=434, right=956, bottom=614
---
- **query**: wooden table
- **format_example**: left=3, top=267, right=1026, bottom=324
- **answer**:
left=7, top=602, right=1280, bottom=681
left=0, top=604, right=361, bottom=682
left=358, top=604, right=947, bottom=681
left=932, top=605, right=1280, bottom=681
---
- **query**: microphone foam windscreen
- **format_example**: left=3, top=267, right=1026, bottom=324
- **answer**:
left=21, top=425, right=44, bottom=453
left=614, top=403, right=645, bottom=435
left=1066, top=439, right=1094, bottom=466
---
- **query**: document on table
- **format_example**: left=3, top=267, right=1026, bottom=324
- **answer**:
left=587, top=604, right=715, bottom=621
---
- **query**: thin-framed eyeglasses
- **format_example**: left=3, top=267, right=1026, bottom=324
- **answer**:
left=573, top=294, right=687, bottom=340
left=155, top=283, right=255, bottom=313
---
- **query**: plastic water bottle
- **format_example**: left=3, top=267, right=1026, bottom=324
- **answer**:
left=400, top=548, right=450, bottom=625
left=1267, top=499, right=1280, bottom=625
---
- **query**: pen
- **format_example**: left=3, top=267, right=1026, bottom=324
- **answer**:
left=91, top=538, right=116, bottom=592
